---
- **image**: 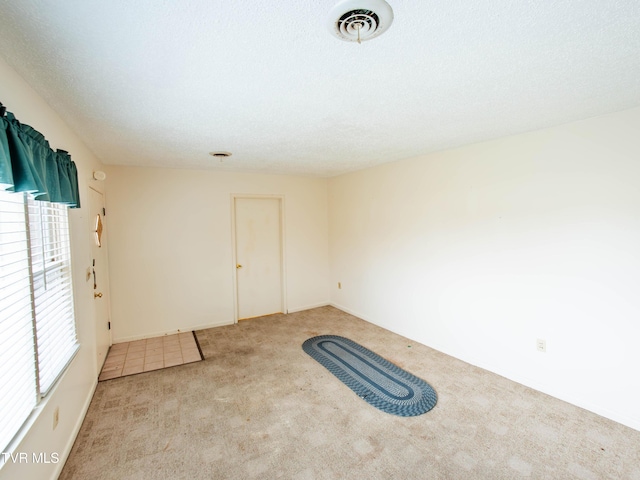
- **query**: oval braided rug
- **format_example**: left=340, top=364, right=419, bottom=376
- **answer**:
left=302, top=335, right=437, bottom=416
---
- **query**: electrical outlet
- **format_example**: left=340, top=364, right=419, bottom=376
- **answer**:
left=338, top=282, right=342, bottom=289
left=53, top=407, right=59, bottom=430
left=536, top=338, right=546, bottom=352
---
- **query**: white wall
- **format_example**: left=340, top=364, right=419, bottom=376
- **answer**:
left=328, top=106, right=640, bottom=431
left=106, top=166, right=329, bottom=342
left=2, top=49, right=637, bottom=480
left=1, top=57, right=106, bottom=479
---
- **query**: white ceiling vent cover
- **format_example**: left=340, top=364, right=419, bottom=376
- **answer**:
left=327, top=0, right=394, bottom=43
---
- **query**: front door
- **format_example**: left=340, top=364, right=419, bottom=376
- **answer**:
left=89, top=187, right=111, bottom=374
left=234, top=197, right=284, bottom=320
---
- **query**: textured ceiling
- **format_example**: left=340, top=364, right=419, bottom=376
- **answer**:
left=0, top=0, right=639, bottom=177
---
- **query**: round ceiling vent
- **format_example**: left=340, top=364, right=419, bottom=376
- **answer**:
left=327, top=0, right=394, bottom=43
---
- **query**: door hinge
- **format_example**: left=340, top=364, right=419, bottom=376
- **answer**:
left=108, top=321, right=111, bottom=330
left=102, top=207, right=106, bottom=216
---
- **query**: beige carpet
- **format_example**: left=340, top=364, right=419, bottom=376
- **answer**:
left=60, top=306, right=640, bottom=479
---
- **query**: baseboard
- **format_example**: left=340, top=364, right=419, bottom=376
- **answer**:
left=328, top=302, right=357, bottom=317
left=494, top=366, right=640, bottom=432
left=418, top=340, right=640, bottom=433
left=50, top=378, right=98, bottom=480
left=113, top=319, right=235, bottom=343
left=328, top=302, right=379, bottom=326
left=329, top=302, right=640, bottom=433
left=287, top=302, right=330, bottom=313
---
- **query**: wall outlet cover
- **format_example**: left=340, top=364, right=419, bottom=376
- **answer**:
left=536, top=338, right=546, bottom=352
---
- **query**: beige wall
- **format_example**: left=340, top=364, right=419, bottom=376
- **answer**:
left=105, top=166, right=330, bottom=342
left=328, top=106, right=640, bottom=430
left=3, top=48, right=640, bottom=480
left=1, top=57, right=105, bottom=479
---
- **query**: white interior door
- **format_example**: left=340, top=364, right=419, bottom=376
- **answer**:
left=234, top=197, right=283, bottom=320
left=89, top=187, right=111, bottom=374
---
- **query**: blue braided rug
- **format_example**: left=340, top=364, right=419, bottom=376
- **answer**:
left=302, top=335, right=437, bottom=417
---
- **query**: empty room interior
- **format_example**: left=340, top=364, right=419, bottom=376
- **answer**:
left=1, top=1, right=640, bottom=479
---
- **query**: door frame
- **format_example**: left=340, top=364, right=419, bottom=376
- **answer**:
left=230, top=194, right=287, bottom=323
left=88, top=185, right=113, bottom=374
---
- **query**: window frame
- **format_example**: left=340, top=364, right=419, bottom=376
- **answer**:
left=0, top=190, right=79, bottom=455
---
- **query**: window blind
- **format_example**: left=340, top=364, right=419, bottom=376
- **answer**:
left=28, top=197, right=78, bottom=393
left=0, top=190, right=79, bottom=454
left=0, top=190, right=37, bottom=455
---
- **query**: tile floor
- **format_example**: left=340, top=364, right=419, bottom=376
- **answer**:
left=98, top=332, right=203, bottom=381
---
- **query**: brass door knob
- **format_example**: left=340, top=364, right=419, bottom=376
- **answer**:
left=94, top=292, right=103, bottom=298
left=236, top=264, right=243, bottom=269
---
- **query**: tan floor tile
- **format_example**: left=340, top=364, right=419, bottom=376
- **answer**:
left=104, top=354, right=126, bottom=366
left=183, top=354, right=202, bottom=363
left=164, top=357, right=183, bottom=367
left=106, top=350, right=127, bottom=359
left=181, top=354, right=200, bottom=362
left=122, top=365, right=144, bottom=376
left=124, top=357, right=144, bottom=368
left=98, top=369, right=122, bottom=381
left=164, top=352, right=182, bottom=362
left=110, top=343, right=129, bottom=353
left=126, top=349, right=145, bottom=360
left=164, top=343, right=181, bottom=353
left=145, top=353, right=163, bottom=364
left=143, top=361, right=164, bottom=372
left=99, top=331, right=202, bottom=381
left=101, top=363, right=122, bottom=373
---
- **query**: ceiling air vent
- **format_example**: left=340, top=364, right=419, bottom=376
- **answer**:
left=327, top=0, right=394, bottom=43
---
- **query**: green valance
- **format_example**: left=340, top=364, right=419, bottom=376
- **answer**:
left=0, top=105, right=80, bottom=208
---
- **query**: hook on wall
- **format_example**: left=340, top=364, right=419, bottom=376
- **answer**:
left=0, top=102, right=6, bottom=117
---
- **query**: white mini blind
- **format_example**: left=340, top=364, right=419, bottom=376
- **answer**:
left=0, top=190, right=79, bottom=454
left=0, top=190, right=37, bottom=456
left=28, top=197, right=78, bottom=393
